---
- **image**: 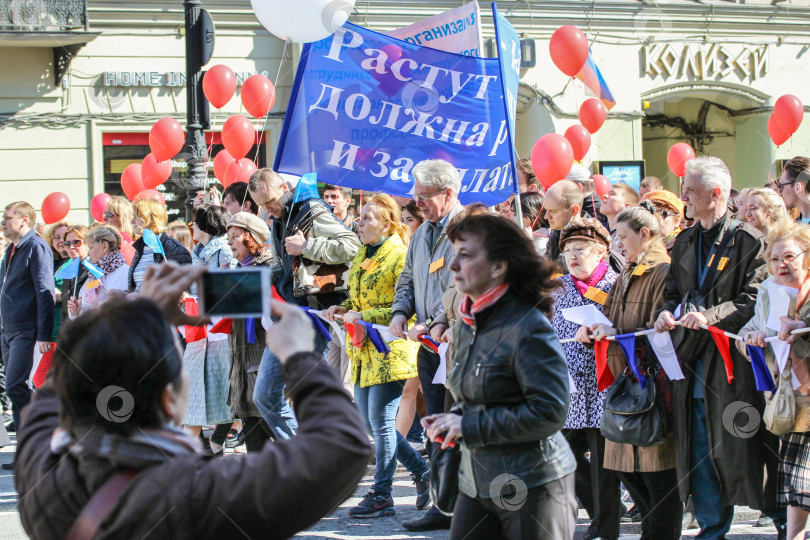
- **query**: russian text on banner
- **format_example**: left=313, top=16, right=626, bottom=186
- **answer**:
left=275, top=22, right=516, bottom=206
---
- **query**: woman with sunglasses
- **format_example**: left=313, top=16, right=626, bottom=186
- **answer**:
left=60, top=225, right=90, bottom=328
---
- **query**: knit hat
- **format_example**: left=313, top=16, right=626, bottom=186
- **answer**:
left=566, top=164, right=592, bottom=185
left=559, top=217, right=611, bottom=250
left=227, top=212, right=271, bottom=245
left=641, top=190, right=685, bottom=217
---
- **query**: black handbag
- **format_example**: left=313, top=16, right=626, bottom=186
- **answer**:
left=429, top=441, right=461, bottom=516
left=600, top=371, right=669, bottom=447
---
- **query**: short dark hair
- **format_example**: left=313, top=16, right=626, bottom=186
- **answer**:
left=322, top=184, right=352, bottom=199
left=783, top=156, right=810, bottom=189
left=194, top=205, right=231, bottom=237
left=447, top=214, right=560, bottom=317
left=222, top=182, right=258, bottom=215
left=516, top=158, right=539, bottom=189
left=53, top=299, right=183, bottom=436
left=401, top=199, right=425, bottom=225
left=513, top=192, right=547, bottom=229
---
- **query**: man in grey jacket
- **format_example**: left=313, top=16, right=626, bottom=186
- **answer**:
left=389, top=159, right=464, bottom=531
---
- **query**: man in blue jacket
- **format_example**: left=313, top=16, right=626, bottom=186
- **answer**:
left=0, top=201, right=54, bottom=470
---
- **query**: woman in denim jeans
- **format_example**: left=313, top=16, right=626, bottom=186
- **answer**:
left=324, top=194, right=430, bottom=518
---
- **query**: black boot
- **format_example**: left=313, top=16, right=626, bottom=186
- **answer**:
left=402, top=506, right=452, bottom=531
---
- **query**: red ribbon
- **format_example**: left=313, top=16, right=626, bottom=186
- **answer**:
left=707, top=326, right=734, bottom=384
left=183, top=298, right=207, bottom=343
left=594, top=339, right=615, bottom=391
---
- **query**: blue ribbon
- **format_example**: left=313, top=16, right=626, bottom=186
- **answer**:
left=359, top=321, right=390, bottom=354
left=746, top=344, right=777, bottom=392
left=246, top=318, right=256, bottom=344
left=615, top=334, right=647, bottom=389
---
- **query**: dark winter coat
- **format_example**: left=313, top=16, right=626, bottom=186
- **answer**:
left=660, top=213, right=778, bottom=506
left=127, top=232, right=193, bottom=292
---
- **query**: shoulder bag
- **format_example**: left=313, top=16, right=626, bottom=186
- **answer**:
left=290, top=204, right=354, bottom=297
left=429, top=440, right=460, bottom=516
left=763, top=359, right=795, bottom=436
left=600, top=370, right=669, bottom=447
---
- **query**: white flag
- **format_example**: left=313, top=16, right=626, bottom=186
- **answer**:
left=648, top=331, right=685, bottom=380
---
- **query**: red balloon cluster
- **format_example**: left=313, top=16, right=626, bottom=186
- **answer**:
left=667, top=143, right=696, bottom=178
left=149, top=118, right=185, bottom=162
left=241, top=74, right=276, bottom=119
left=121, top=164, right=145, bottom=200
left=203, top=65, right=237, bottom=109
left=549, top=26, right=589, bottom=77
left=531, top=134, right=574, bottom=189
left=564, top=125, right=591, bottom=161
left=141, top=153, right=173, bottom=189
left=133, top=189, right=166, bottom=206
left=769, top=94, right=803, bottom=146
left=90, top=193, right=112, bottom=223
left=41, top=192, right=70, bottom=224
left=224, top=158, right=258, bottom=187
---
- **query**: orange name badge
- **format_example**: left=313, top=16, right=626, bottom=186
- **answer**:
left=632, top=264, right=648, bottom=277
left=359, top=258, right=378, bottom=272
left=718, top=257, right=729, bottom=271
left=429, top=256, right=445, bottom=273
left=551, top=273, right=564, bottom=280
left=85, top=279, right=100, bottom=290
left=584, top=286, right=608, bottom=305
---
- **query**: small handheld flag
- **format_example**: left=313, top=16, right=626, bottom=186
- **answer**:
left=360, top=321, right=391, bottom=354
left=293, top=173, right=319, bottom=205
left=142, top=228, right=166, bottom=257
left=82, top=259, right=105, bottom=280
left=706, top=325, right=734, bottom=383
left=298, top=306, right=332, bottom=343
left=418, top=335, right=440, bottom=354
left=55, top=257, right=80, bottom=280
left=575, top=49, right=616, bottom=110
left=615, top=334, right=647, bottom=389
left=747, top=344, right=777, bottom=392
left=594, top=339, right=615, bottom=391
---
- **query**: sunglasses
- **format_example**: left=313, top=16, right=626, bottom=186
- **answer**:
left=64, top=239, right=84, bottom=247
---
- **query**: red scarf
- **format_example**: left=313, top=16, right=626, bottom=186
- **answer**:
left=459, top=284, right=510, bottom=328
left=571, top=259, right=609, bottom=298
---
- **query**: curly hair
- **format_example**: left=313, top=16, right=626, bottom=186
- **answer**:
left=447, top=214, right=560, bottom=317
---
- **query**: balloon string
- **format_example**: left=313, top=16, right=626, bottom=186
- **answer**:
left=531, top=202, right=544, bottom=230
left=254, top=39, right=289, bottom=166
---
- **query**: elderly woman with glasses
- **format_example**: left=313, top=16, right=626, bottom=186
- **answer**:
left=67, top=226, right=129, bottom=319
left=738, top=221, right=810, bottom=540
left=550, top=217, right=622, bottom=540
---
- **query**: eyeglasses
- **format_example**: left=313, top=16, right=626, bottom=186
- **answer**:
left=414, top=190, right=446, bottom=203
left=64, top=239, right=84, bottom=247
left=777, top=180, right=798, bottom=193
left=102, top=211, right=118, bottom=219
left=563, top=246, right=591, bottom=257
left=769, top=252, right=803, bottom=266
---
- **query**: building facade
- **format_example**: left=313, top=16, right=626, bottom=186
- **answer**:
left=1, top=0, right=809, bottom=222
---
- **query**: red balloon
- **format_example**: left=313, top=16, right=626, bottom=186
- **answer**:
left=213, top=150, right=235, bottom=182
left=774, top=94, right=803, bottom=135
left=221, top=115, right=256, bottom=160
left=133, top=189, right=166, bottom=206
left=564, top=125, right=592, bottom=161
left=592, top=174, right=611, bottom=200
left=549, top=25, right=589, bottom=77
left=241, top=74, right=276, bottom=119
left=667, top=143, right=696, bottom=178
left=579, top=99, right=607, bottom=134
left=531, top=134, right=574, bottom=189
left=768, top=114, right=790, bottom=147
left=149, top=117, right=185, bottom=162
left=41, top=192, right=70, bottom=225
left=141, top=153, right=173, bottom=189
left=222, top=158, right=258, bottom=187
left=203, top=65, right=237, bottom=109
left=90, top=193, right=112, bottom=223
left=121, top=164, right=146, bottom=200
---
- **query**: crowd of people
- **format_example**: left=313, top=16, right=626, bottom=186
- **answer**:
left=2, top=153, right=810, bottom=539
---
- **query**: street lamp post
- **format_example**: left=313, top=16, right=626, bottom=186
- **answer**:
left=179, top=0, right=213, bottom=221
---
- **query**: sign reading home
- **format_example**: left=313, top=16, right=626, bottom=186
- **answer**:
left=102, top=71, right=270, bottom=87
left=642, top=44, right=768, bottom=81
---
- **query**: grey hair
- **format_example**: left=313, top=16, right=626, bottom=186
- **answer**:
left=411, top=159, right=461, bottom=195
left=86, top=224, right=122, bottom=252
left=617, top=205, right=663, bottom=239
left=684, top=156, right=731, bottom=198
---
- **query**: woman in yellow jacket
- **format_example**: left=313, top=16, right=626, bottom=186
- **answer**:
left=324, top=193, right=430, bottom=519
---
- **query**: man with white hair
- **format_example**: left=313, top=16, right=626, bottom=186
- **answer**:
left=654, top=156, right=785, bottom=538
left=389, top=159, right=463, bottom=531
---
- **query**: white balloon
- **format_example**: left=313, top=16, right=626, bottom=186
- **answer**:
left=251, top=0, right=356, bottom=44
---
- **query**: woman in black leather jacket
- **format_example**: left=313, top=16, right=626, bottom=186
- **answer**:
left=423, top=214, right=577, bottom=539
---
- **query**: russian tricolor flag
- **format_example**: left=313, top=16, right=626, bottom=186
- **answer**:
left=576, top=49, right=616, bottom=110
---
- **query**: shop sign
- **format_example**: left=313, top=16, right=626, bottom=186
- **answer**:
left=642, top=44, right=768, bottom=81
left=102, top=71, right=271, bottom=87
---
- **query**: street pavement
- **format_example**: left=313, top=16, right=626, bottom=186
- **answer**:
left=0, top=434, right=796, bottom=539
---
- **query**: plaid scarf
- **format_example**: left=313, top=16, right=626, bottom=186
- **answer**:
left=459, top=283, right=509, bottom=328
left=97, top=250, right=127, bottom=275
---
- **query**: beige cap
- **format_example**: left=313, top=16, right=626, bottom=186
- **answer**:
left=227, top=212, right=271, bottom=245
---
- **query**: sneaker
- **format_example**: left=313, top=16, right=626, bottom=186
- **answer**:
left=621, top=505, right=641, bottom=523
left=412, top=471, right=430, bottom=510
left=348, top=489, right=395, bottom=519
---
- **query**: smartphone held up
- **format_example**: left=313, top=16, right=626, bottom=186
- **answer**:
left=198, top=267, right=271, bottom=319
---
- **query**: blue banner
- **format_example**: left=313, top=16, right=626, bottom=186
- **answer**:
left=275, top=22, right=516, bottom=206
left=491, top=2, right=521, bottom=199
